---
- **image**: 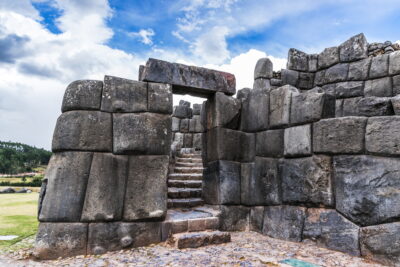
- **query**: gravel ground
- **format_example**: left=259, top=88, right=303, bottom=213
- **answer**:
left=0, top=232, right=385, bottom=267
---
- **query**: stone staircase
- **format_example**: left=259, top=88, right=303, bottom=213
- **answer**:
left=167, top=151, right=204, bottom=208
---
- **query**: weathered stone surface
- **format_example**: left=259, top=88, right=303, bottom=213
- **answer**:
left=263, top=205, right=306, bottom=242
left=253, top=78, right=271, bottom=90
left=281, top=69, right=299, bottom=87
left=81, top=153, right=128, bottom=222
left=342, top=97, right=393, bottom=117
left=219, top=205, right=249, bottom=231
left=113, top=113, right=171, bottom=155
left=241, top=157, right=281, bottom=205
left=183, top=133, right=193, bottom=148
left=313, top=117, right=366, bottom=154
left=287, top=49, right=308, bottom=72
left=360, top=222, right=400, bottom=266
left=324, top=63, right=349, bottom=84
left=172, top=231, right=231, bottom=249
left=284, top=125, right=312, bottom=157
left=180, top=118, right=189, bottom=133
left=282, top=156, right=333, bottom=206
left=39, top=152, right=93, bottom=222
left=138, top=65, right=145, bottom=81
left=249, top=206, right=265, bottom=233
left=318, top=47, right=339, bottom=69
left=364, top=77, right=392, bottom=97
left=34, top=223, right=88, bottom=259
left=172, top=117, right=180, bottom=132
left=236, top=88, right=251, bottom=100
left=193, top=133, right=202, bottom=150
left=254, top=58, right=273, bottom=79
left=269, top=85, right=299, bottom=127
left=191, top=115, right=203, bottom=132
left=391, top=95, right=400, bottom=115
left=297, top=72, right=314, bottom=89
left=203, top=160, right=241, bottom=205
left=270, top=78, right=282, bottom=87
left=394, top=75, right=400, bottom=95
left=240, top=88, right=269, bottom=132
left=290, top=90, right=335, bottom=125
left=308, top=54, right=318, bottom=72
left=389, top=50, right=400, bottom=75
left=173, top=132, right=184, bottom=148
left=62, top=80, right=103, bottom=112
left=52, top=111, right=112, bottom=152
left=173, top=104, right=192, bottom=118
left=369, top=54, right=389, bottom=79
left=335, top=99, right=343, bottom=117
left=206, top=127, right=255, bottom=162
left=148, top=82, right=173, bottom=114
left=348, top=57, right=371, bottom=81
left=366, top=116, right=400, bottom=155
left=142, top=58, right=236, bottom=96
left=37, top=178, right=47, bottom=218
left=192, top=104, right=201, bottom=115
left=256, top=129, right=284, bottom=157
left=101, top=75, right=147, bottom=112
left=120, top=222, right=161, bottom=247
left=339, top=33, right=368, bottom=62
left=314, top=70, right=326, bottom=86
left=334, top=155, right=400, bottom=226
left=303, top=208, right=360, bottom=256
left=333, top=81, right=364, bottom=98
left=123, top=155, right=169, bottom=221
left=207, top=92, right=241, bottom=130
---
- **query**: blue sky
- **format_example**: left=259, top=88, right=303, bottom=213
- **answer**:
left=0, top=0, right=400, bottom=149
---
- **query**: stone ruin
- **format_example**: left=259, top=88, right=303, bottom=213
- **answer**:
left=35, top=33, right=400, bottom=266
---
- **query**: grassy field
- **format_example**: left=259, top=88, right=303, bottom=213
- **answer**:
left=0, top=193, right=39, bottom=248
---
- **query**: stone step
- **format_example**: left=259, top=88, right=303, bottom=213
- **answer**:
left=178, top=153, right=202, bottom=159
left=168, top=180, right=202, bottom=188
left=175, top=162, right=203, bottom=168
left=168, top=187, right=202, bottom=198
left=174, top=167, right=203, bottom=174
left=176, top=157, right=203, bottom=163
left=169, top=231, right=231, bottom=249
left=167, top=198, right=204, bottom=208
left=168, top=173, right=203, bottom=181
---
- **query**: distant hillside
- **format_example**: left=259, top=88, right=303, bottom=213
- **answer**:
left=0, top=141, right=52, bottom=174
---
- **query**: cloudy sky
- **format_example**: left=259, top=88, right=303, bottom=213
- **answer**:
left=1, top=0, right=400, bottom=150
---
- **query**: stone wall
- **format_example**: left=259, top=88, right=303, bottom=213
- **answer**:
left=202, top=33, right=400, bottom=266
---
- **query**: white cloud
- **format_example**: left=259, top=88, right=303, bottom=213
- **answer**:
left=129, top=28, right=155, bottom=45
left=193, top=26, right=230, bottom=64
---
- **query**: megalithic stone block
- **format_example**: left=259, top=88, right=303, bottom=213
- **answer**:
left=148, top=82, right=173, bottom=114
left=61, top=80, right=103, bottom=112
left=287, top=48, right=308, bottom=72
left=324, top=63, right=349, bottom=84
left=284, top=125, right=312, bottom=157
left=141, top=58, right=236, bottom=96
left=173, top=104, right=192, bottom=118
left=366, top=116, right=400, bottom=155
left=101, top=75, right=148, bottom=112
left=334, top=155, right=400, bottom=226
left=180, top=118, right=189, bottom=133
left=113, top=113, right=171, bottom=155
left=297, top=72, right=314, bottom=89
left=318, top=46, right=339, bottom=70
left=393, top=75, right=400, bottom=96
left=256, top=129, right=284, bottom=157
left=339, top=33, right=368, bottom=62
left=253, top=78, right=271, bottom=90
left=219, top=205, right=249, bottom=231
left=202, top=160, right=241, bottom=205
left=81, top=153, right=128, bottom=222
left=171, top=117, right=180, bottom=132
left=262, top=205, right=306, bottom=242
left=123, top=155, right=169, bottom=221
left=39, top=152, right=93, bottom=222
left=282, top=155, right=333, bottom=207
left=34, top=222, right=88, bottom=259
left=348, top=57, right=371, bottom=81
left=192, top=103, right=201, bottom=115
left=269, top=85, right=299, bottom=128
left=303, top=208, right=360, bottom=256
left=342, top=97, right=393, bottom=117
left=389, top=51, right=400, bottom=76
left=254, top=58, right=273, bottom=79
left=308, top=54, right=318, bottom=72
left=236, top=87, right=251, bottom=100
left=240, top=88, right=269, bottom=132
left=193, top=133, right=202, bottom=150
left=52, top=111, right=112, bottom=152
left=369, top=54, right=389, bottom=79
left=206, top=92, right=241, bottom=130
left=189, top=115, right=203, bottom=132
left=183, top=133, right=193, bottom=148
left=249, top=206, right=265, bottom=233
left=281, top=69, right=299, bottom=87
left=360, top=222, right=400, bottom=267
left=364, top=77, right=393, bottom=97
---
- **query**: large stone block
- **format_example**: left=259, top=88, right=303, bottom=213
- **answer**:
left=180, top=118, right=189, bottom=133
left=339, top=33, right=368, bottom=62
left=394, top=75, right=400, bottom=96
left=254, top=58, right=273, bottom=79
left=81, top=153, right=128, bottom=222
left=113, top=113, right=171, bottom=155
left=342, top=97, right=393, bottom=117
left=253, top=78, right=271, bottom=90
left=364, top=77, right=392, bottom=97
left=62, top=80, right=103, bottom=112
left=290, top=90, right=335, bottom=125
left=240, top=88, right=269, bottom=132
left=207, top=92, right=241, bottom=130
left=192, top=103, right=201, bottom=115
left=191, top=115, right=203, bottom=132
left=348, top=57, right=371, bottom=81
left=369, top=54, right=389, bottom=79
left=308, top=54, right=318, bottom=72
left=236, top=87, right=251, bottom=100
left=287, top=49, right=308, bottom=72
left=303, top=208, right=360, bottom=256
left=282, top=156, right=333, bottom=206
left=52, top=111, right=112, bottom=152
left=324, top=63, right=349, bottom=84
left=392, top=95, right=400, bottom=115
left=219, top=205, right=249, bottom=231
left=39, top=152, right=93, bottom=222
left=148, top=82, right=173, bottom=114
left=389, top=50, right=400, bottom=76
left=269, top=85, right=299, bottom=127
left=297, top=72, right=314, bottom=89
left=281, top=69, right=299, bottom=87
left=123, top=155, right=169, bottom=221
left=313, top=117, right=367, bottom=154
left=249, top=206, right=265, bottom=233
left=314, top=70, right=326, bottom=86
left=34, top=223, right=88, bottom=259
left=171, top=117, right=180, bottom=132
left=334, top=155, right=400, bottom=226
left=142, top=58, right=236, bottom=96
left=284, top=125, right=312, bottom=157
left=318, top=46, right=339, bottom=70
left=360, top=222, right=400, bottom=267
left=262, top=205, right=306, bottom=242
left=256, top=129, right=284, bottom=157
left=241, top=158, right=281, bottom=206
left=173, top=104, right=192, bottom=118
left=101, top=75, right=147, bottom=112
left=366, top=116, right=400, bottom=155
left=193, top=133, right=202, bottom=150
left=202, top=160, right=241, bottom=205
left=183, top=133, right=193, bottom=148
left=328, top=81, right=364, bottom=98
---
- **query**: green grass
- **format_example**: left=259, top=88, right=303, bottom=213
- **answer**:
left=0, top=193, right=39, bottom=249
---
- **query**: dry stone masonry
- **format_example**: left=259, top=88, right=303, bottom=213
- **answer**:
left=36, top=34, right=400, bottom=266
